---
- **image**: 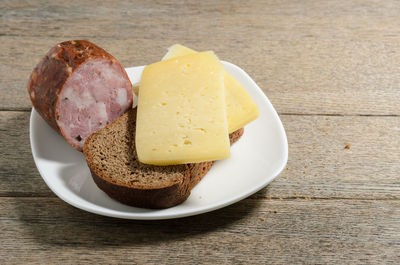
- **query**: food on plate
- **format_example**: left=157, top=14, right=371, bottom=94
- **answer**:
left=136, top=51, right=230, bottom=165
left=83, top=108, right=243, bottom=209
left=27, top=40, right=133, bottom=151
left=28, top=40, right=260, bottom=209
left=163, top=44, right=260, bottom=133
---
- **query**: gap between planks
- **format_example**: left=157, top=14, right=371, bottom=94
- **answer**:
left=1, top=108, right=399, bottom=117
left=2, top=195, right=399, bottom=201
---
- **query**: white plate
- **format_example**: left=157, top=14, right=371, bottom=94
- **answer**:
left=30, top=61, right=288, bottom=220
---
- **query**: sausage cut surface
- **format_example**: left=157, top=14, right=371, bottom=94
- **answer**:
left=28, top=40, right=133, bottom=151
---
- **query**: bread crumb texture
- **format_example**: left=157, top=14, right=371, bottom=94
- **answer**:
left=85, top=109, right=186, bottom=189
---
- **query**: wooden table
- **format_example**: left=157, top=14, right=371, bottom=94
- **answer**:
left=1, top=0, right=399, bottom=264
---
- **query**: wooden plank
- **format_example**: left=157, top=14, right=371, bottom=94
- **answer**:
left=1, top=197, right=399, bottom=264
left=2, top=0, right=400, bottom=114
left=267, top=114, right=400, bottom=200
left=2, top=36, right=400, bottom=115
left=2, top=0, right=400, bottom=42
left=1, top=111, right=399, bottom=199
left=0, top=111, right=53, bottom=196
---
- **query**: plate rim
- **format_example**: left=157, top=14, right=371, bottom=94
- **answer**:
left=29, top=61, right=288, bottom=220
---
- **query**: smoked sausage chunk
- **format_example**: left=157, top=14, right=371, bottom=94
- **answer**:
left=28, top=40, right=133, bottom=151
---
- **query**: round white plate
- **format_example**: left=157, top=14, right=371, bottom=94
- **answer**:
left=30, top=61, right=288, bottom=220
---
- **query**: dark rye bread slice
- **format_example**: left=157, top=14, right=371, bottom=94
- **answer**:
left=83, top=108, right=244, bottom=209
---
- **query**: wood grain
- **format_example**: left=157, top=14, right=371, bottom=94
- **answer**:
left=2, top=0, right=400, bottom=264
left=2, top=0, right=400, bottom=115
left=1, top=198, right=399, bottom=264
left=3, top=0, right=400, bottom=42
left=2, top=111, right=399, bottom=199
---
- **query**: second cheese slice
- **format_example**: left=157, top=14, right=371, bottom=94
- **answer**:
left=163, top=44, right=260, bottom=133
left=136, top=52, right=230, bottom=165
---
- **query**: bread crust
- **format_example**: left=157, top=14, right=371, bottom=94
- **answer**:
left=84, top=109, right=244, bottom=209
left=90, top=168, right=192, bottom=209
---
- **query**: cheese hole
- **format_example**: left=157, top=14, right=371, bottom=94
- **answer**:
left=168, top=149, right=172, bottom=152
left=196, top=128, right=207, bottom=133
left=161, top=102, right=167, bottom=106
left=184, top=140, right=192, bottom=145
left=152, top=148, right=157, bottom=151
left=173, top=144, right=178, bottom=147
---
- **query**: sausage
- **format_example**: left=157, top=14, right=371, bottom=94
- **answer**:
left=27, top=40, right=133, bottom=151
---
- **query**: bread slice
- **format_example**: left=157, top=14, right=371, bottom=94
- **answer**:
left=83, top=108, right=244, bottom=209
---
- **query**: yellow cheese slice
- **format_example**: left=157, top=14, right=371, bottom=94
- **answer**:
left=136, top=52, right=230, bottom=165
left=162, top=44, right=195, bottom=60
left=163, top=44, right=260, bottom=133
